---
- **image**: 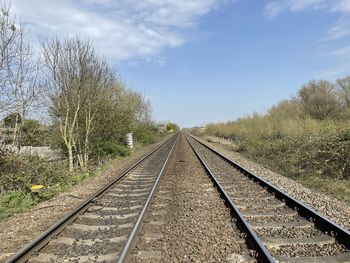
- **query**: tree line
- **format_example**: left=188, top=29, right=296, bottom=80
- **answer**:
left=0, top=3, right=156, bottom=172
left=204, top=77, right=350, bottom=139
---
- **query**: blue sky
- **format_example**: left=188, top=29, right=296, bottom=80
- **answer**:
left=12, top=0, right=350, bottom=127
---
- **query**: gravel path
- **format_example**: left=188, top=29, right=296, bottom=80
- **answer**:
left=0, top=140, right=165, bottom=262
left=198, top=136, right=350, bottom=231
left=131, top=134, right=255, bottom=262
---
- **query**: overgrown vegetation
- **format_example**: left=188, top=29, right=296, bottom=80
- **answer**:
left=0, top=153, right=95, bottom=220
left=0, top=2, right=174, bottom=220
left=200, top=77, right=350, bottom=201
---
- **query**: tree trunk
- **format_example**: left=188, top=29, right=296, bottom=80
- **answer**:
left=83, top=150, right=89, bottom=170
left=12, top=114, right=18, bottom=146
left=67, top=144, right=74, bottom=173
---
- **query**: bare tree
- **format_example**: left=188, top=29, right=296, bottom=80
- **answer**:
left=0, top=2, right=39, bottom=149
left=298, top=80, right=342, bottom=120
left=336, top=76, right=350, bottom=108
left=0, top=2, right=17, bottom=115
left=75, top=56, right=114, bottom=169
left=42, top=36, right=113, bottom=171
left=7, top=26, right=39, bottom=147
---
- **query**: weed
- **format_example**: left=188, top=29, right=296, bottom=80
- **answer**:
left=0, top=191, right=35, bottom=220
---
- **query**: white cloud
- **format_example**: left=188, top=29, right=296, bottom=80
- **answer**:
left=323, top=17, right=350, bottom=40
left=333, top=0, right=350, bottom=12
left=263, top=0, right=349, bottom=18
left=11, top=0, right=227, bottom=62
left=265, top=0, right=350, bottom=43
left=326, top=43, right=350, bottom=58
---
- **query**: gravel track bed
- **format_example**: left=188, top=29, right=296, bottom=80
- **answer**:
left=188, top=135, right=350, bottom=260
left=200, top=136, right=350, bottom=230
left=131, top=134, right=255, bottom=263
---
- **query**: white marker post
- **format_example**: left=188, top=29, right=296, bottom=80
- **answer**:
left=126, top=132, right=133, bottom=149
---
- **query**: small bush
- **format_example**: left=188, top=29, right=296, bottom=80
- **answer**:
left=133, top=122, right=161, bottom=145
left=20, top=120, right=50, bottom=147
left=0, top=155, right=68, bottom=193
left=91, top=141, right=130, bottom=160
left=0, top=191, right=35, bottom=220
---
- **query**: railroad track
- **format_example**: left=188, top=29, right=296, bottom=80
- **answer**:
left=6, top=134, right=178, bottom=263
left=130, top=133, right=259, bottom=262
left=6, top=132, right=350, bottom=262
left=186, top=133, right=350, bottom=262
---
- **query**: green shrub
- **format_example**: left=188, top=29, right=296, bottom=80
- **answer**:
left=238, top=130, right=350, bottom=181
left=0, top=191, right=35, bottom=220
left=38, top=171, right=94, bottom=201
left=166, top=122, right=179, bottom=132
left=0, top=155, right=68, bottom=192
left=133, top=123, right=161, bottom=145
left=91, top=141, right=131, bottom=160
left=20, top=120, right=50, bottom=146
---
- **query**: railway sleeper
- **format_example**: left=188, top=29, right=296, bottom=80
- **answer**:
left=49, top=235, right=127, bottom=246
left=111, top=187, right=150, bottom=193
left=79, top=211, right=139, bottom=220
left=66, top=222, right=133, bottom=232
left=273, top=241, right=348, bottom=258
left=244, top=211, right=300, bottom=224
left=263, top=234, right=335, bottom=248
left=220, top=182, right=266, bottom=191
left=229, top=195, right=276, bottom=202
left=274, top=252, right=350, bottom=263
left=105, top=192, right=150, bottom=198
left=231, top=197, right=283, bottom=207
left=86, top=205, right=143, bottom=214
left=225, top=190, right=271, bottom=198
left=27, top=252, right=119, bottom=263
left=116, top=183, right=154, bottom=189
left=237, top=202, right=287, bottom=213
left=252, top=220, right=321, bottom=238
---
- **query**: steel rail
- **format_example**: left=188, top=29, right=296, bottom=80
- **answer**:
left=186, top=135, right=275, bottom=263
left=6, top=134, right=177, bottom=263
left=187, top=133, right=350, bottom=249
left=117, top=133, right=179, bottom=263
